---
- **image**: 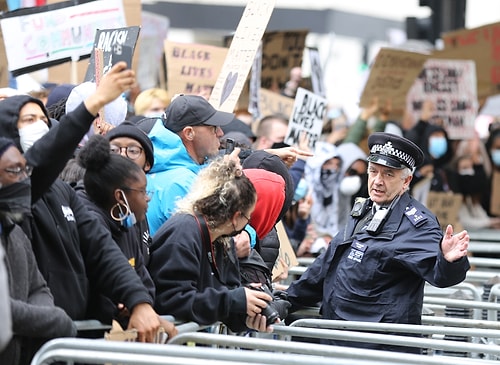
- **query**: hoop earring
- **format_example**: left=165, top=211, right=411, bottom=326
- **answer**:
left=110, top=202, right=130, bottom=222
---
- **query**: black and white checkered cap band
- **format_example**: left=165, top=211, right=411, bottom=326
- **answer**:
left=370, top=141, right=415, bottom=168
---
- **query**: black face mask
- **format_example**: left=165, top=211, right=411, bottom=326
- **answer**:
left=0, top=178, right=32, bottom=223
left=457, top=166, right=487, bottom=196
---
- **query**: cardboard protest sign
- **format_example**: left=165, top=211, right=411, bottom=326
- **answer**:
left=84, top=26, right=140, bottom=82
left=258, top=88, right=295, bottom=120
left=406, top=59, right=478, bottom=140
left=248, top=42, right=263, bottom=120
left=359, top=48, right=428, bottom=118
left=308, top=47, right=326, bottom=98
left=260, top=29, right=308, bottom=92
left=439, top=22, right=500, bottom=103
left=209, top=0, right=275, bottom=113
left=426, top=191, right=463, bottom=232
left=491, top=171, right=500, bottom=216
left=284, top=87, right=327, bottom=149
left=0, top=0, right=126, bottom=76
left=164, top=41, right=227, bottom=97
left=272, top=221, right=299, bottom=281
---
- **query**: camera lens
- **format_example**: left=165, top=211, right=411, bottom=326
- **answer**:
left=261, top=304, right=279, bottom=326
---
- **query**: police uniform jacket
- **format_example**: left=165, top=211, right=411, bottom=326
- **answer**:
left=287, top=191, right=470, bottom=325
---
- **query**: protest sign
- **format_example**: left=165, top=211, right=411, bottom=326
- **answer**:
left=480, top=94, right=500, bottom=116
left=491, top=171, right=500, bottom=216
left=308, top=47, right=326, bottom=98
left=359, top=48, right=428, bottom=118
left=260, top=29, right=308, bottom=92
left=248, top=42, right=263, bottom=120
left=164, top=41, right=227, bottom=97
left=426, top=191, right=463, bottom=232
left=258, top=88, right=295, bottom=119
left=285, top=87, right=327, bottom=149
left=272, top=221, right=299, bottom=281
left=84, top=26, right=140, bottom=82
left=209, top=0, right=275, bottom=113
left=406, top=59, right=478, bottom=140
left=0, top=0, right=126, bottom=76
left=438, top=22, right=500, bottom=103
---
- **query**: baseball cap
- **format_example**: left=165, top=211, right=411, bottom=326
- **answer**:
left=162, top=94, right=234, bottom=133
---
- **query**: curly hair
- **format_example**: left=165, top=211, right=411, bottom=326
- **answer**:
left=176, top=157, right=256, bottom=230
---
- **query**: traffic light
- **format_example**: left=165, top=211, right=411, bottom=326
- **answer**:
left=406, top=0, right=466, bottom=45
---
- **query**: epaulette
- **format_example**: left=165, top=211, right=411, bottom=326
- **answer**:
left=404, top=204, right=427, bottom=227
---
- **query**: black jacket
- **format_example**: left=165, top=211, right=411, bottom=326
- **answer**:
left=77, top=188, right=155, bottom=323
left=0, top=95, right=154, bottom=320
left=148, top=213, right=248, bottom=332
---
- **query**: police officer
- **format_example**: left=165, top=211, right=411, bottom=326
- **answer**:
left=286, top=132, right=470, bottom=353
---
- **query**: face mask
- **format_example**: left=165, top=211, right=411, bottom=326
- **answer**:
left=293, top=178, right=308, bottom=202
left=458, top=168, right=475, bottom=176
left=428, top=136, right=447, bottom=159
left=492, top=149, right=500, bottom=167
left=0, top=177, right=32, bottom=223
left=339, top=175, right=362, bottom=196
left=320, top=168, right=339, bottom=187
left=19, top=120, right=49, bottom=153
left=144, top=111, right=164, bottom=118
left=117, top=190, right=137, bottom=228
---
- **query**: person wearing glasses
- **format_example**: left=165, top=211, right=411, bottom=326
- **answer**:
left=75, top=134, right=175, bottom=334
left=105, top=122, right=155, bottom=264
left=138, top=94, right=234, bottom=235
left=0, top=137, right=76, bottom=365
left=149, top=157, right=281, bottom=332
left=0, top=63, right=175, bottom=342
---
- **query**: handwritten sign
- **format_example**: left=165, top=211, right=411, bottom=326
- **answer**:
left=285, top=87, right=327, bottom=149
left=164, top=41, right=227, bottom=96
left=426, top=191, right=463, bottom=232
left=359, top=48, right=428, bottom=118
left=439, top=22, right=500, bottom=103
left=84, top=26, right=140, bottom=82
left=258, top=88, right=295, bottom=119
left=272, top=221, right=299, bottom=281
left=0, top=0, right=126, bottom=75
left=406, top=59, right=478, bottom=140
left=209, top=0, right=275, bottom=113
left=308, top=47, right=326, bottom=97
left=260, top=29, right=308, bottom=92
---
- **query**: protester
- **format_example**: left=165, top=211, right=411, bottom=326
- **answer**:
left=0, top=63, right=175, bottom=342
left=144, top=94, right=234, bottom=235
left=76, top=135, right=162, bottom=330
left=253, top=114, right=289, bottom=150
left=148, top=158, right=284, bottom=332
left=133, top=87, right=170, bottom=119
left=286, top=132, right=470, bottom=353
left=105, top=121, right=156, bottom=263
left=0, top=137, right=76, bottom=365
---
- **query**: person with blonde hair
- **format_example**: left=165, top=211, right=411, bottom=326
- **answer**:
left=133, top=88, right=170, bottom=118
left=148, top=157, right=283, bottom=332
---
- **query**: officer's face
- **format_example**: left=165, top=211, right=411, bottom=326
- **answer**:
left=367, top=162, right=412, bottom=205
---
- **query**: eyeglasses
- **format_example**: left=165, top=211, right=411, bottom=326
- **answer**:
left=240, top=212, right=251, bottom=223
left=4, top=165, right=33, bottom=177
left=110, top=145, right=143, bottom=160
left=121, top=187, right=153, bottom=198
left=201, top=125, right=219, bottom=134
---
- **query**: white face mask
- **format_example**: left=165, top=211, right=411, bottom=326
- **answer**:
left=19, top=120, right=49, bottom=152
left=144, top=111, right=164, bottom=118
left=339, top=175, right=362, bottom=196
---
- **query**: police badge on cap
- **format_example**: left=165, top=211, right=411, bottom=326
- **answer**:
left=367, top=132, right=424, bottom=170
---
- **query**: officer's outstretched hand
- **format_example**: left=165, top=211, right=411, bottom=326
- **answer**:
left=441, top=224, right=469, bottom=262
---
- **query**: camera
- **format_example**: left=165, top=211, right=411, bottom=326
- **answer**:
left=248, top=285, right=291, bottom=326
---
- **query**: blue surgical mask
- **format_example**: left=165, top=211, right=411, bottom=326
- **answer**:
left=492, top=149, right=500, bottom=167
left=428, top=136, right=447, bottom=159
left=293, top=178, right=308, bottom=202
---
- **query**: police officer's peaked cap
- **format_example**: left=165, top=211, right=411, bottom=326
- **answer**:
left=367, top=132, right=424, bottom=170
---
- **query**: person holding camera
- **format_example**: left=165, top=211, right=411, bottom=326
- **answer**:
left=286, top=132, right=470, bottom=353
left=148, top=157, right=286, bottom=332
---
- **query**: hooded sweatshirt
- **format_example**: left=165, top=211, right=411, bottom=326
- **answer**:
left=0, top=95, right=154, bottom=320
left=145, top=119, right=204, bottom=235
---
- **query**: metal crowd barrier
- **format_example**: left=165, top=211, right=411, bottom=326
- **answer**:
left=169, top=331, right=499, bottom=364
